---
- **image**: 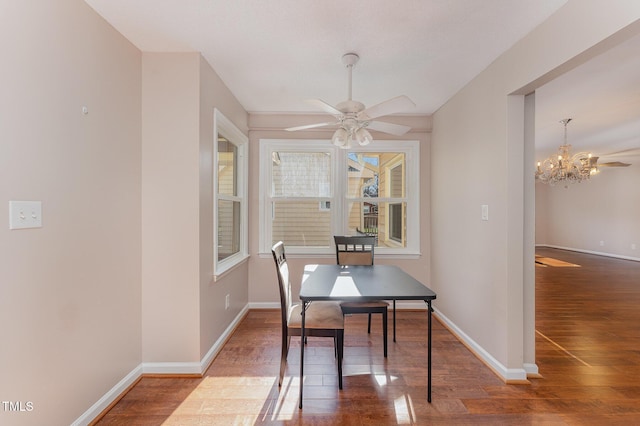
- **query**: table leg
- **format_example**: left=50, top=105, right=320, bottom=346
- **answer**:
left=300, top=301, right=306, bottom=409
left=427, top=300, right=432, bottom=403
left=393, top=299, right=397, bottom=342
left=383, top=308, right=388, bottom=358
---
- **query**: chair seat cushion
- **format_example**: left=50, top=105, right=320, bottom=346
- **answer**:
left=289, top=301, right=344, bottom=329
left=340, top=300, right=388, bottom=309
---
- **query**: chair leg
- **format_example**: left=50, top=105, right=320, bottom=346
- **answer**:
left=382, top=309, right=388, bottom=357
left=367, top=313, right=372, bottom=333
left=279, top=334, right=289, bottom=387
left=336, top=330, right=344, bottom=390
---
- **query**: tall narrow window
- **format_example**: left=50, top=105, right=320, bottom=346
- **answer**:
left=214, top=110, right=248, bottom=277
left=217, top=137, right=239, bottom=260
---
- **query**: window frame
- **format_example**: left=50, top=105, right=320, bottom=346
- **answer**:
left=385, top=158, right=405, bottom=245
left=259, top=138, right=420, bottom=257
left=213, top=109, right=248, bottom=278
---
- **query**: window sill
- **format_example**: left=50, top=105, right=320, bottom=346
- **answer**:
left=214, top=254, right=250, bottom=282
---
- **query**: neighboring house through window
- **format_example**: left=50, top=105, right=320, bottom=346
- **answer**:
left=259, top=139, right=420, bottom=256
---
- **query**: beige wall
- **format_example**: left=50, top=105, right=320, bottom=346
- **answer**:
left=536, top=165, right=640, bottom=258
left=141, top=53, right=201, bottom=362
left=141, top=52, right=250, bottom=364
left=431, top=0, right=640, bottom=380
left=0, top=1, right=142, bottom=425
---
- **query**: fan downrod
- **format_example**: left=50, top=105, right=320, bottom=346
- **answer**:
left=339, top=53, right=362, bottom=112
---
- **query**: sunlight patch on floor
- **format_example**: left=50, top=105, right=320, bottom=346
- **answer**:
left=394, top=394, right=416, bottom=424
left=374, top=373, right=399, bottom=386
left=536, top=330, right=591, bottom=367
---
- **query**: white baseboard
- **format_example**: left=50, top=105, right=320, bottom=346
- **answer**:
left=433, top=307, right=528, bottom=382
left=71, top=365, right=142, bottom=426
left=73, top=304, right=250, bottom=425
left=537, top=244, right=640, bottom=262
left=141, top=361, right=202, bottom=375
left=249, top=302, right=279, bottom=309
left=393, top=301, right=428, bottom=310
left=523, top=362, right=539, bottom=376
left=199, top=304, right=250, bottom=373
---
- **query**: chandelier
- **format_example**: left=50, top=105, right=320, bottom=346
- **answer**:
left=535, top=119, right=598, bottom=186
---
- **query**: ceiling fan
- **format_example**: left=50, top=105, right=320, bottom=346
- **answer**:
left=591, top=147, right=638, bottom=169
left=591, top=157, right=631, bottom=168
left=285, top=53, right=416, bottom=148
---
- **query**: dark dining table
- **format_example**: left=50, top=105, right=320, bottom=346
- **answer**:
left=298, top=264, right=437, bottom=409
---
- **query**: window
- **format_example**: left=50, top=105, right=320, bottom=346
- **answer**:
left=259, top=139, right=419, bottom=256
left=389, top=203, right=403, bottom=242
left=214, top=109, right=248, bottom=277
left=319, top=201, right=331, bottom=211
left=387, top=161, right=404, bottom=243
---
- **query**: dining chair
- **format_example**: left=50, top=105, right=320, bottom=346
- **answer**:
left=334, top=235, right=388, bottom=357
left=271, top=241, right=344, bottom=389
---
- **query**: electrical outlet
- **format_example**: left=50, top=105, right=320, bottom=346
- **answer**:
left=225, top=294, right=230, bottom=310
left=599, top=241, right=605, bottom=247
left=632, top=243, right=637, bottom=250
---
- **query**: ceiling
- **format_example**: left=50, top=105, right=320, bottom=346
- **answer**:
left=84, top=0, right=639, bottom=164
left=535, top=31, right=640, bottom=164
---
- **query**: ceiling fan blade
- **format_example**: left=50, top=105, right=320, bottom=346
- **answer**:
left=358, top=95, right=416, bottom=120
left=599, top=161, right=631, bottom=167
left=600, top=147, right=640, bottom=157
left=366, top=120, right=411, bottom=136
left=306, top=99, right=343, bottom=116
left=285, top=121, right=337, bottom=132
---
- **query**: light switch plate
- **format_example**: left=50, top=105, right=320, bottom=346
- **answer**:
left=9, top=201, right=42, bottom=230
left=481, top=204, right=489, bottom=221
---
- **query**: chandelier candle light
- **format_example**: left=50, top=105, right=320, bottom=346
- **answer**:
left=535, top=118, right=599, bottom=186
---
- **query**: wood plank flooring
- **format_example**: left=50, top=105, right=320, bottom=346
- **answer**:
left=95, top=248, right=640, bottom=425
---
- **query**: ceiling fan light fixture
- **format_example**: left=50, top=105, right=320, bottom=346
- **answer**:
left=332, top=127, right=349, bottom=148
left=355, top=127, right=373, bottom=146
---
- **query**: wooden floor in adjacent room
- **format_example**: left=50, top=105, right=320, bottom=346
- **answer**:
left=95, top=248, right=640, bottom=425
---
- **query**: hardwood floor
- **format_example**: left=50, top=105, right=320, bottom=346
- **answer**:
left=95, top=248, right=640, bottom=425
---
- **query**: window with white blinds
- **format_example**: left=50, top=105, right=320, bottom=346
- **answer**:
left=259, top=139, right=420, bottom=256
